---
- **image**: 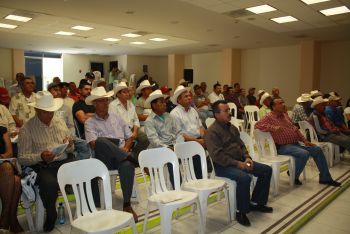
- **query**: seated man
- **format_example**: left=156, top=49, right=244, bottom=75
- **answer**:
left=84, top=87, right=137, bottom=221
left=255, top=98, right=341, bottom=187
left=18, top=91, right=74, bottom=232
left=193, top=84, right=213, bottom=125
left=291, top=93, right=313, bottom=124
left=208, top=83, right=224, bottom=104
left=205, top=100, right=273, bottom=227
left=258, top=92, right=272, bottom=119
left=325, top=95, right=350, bottom=134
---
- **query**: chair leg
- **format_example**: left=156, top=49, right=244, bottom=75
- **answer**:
left=289, top=159, right=295, bottom=187
left=35, top=188, right=45, bottom=232
left=22, top=194, right=35, bottom=232
left=131, top=176, right=140, bottom=203
left=198, top=194, right=208, bottom=231
left=142, top=203, right=150, bottom=234
left=195, top=198, right=204, bottom=234
left=130, top=218, right=138, bottom=234
left=271, top=164, right=279, bottom=196
left=159, top=207, right=173, bottom=234
left=223, top=187, right=232, bottom=223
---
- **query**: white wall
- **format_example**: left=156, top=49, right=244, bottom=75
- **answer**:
left=0, top=48, right=12, bottom=82
left=320, top=40, right=350, bottom=104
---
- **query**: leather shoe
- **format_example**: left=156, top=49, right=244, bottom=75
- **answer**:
left=294, top=178, right=302, bottom=185
left=43, top=219, right=55, bottom=233
left=123, top=205, right=138, bottom=223
left=319, top=180, right=341, bottom=187
left=236, top=212, right=250, bottom=227
left=250, top=204, right=273, bottom=213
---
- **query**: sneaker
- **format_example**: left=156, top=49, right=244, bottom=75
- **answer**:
left=236, top=212, right=251, bottom=227
left=319, top=180, right=341, bottom=187
left=123, top=205, right=138, bottom=222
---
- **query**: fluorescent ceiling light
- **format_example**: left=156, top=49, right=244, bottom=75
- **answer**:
left=0, top=23, right=18, bottom=29
left=122, top=33, right=141, bottom=38
left=131, top=41, right=145, bottom=45
left=5, top=14, right=32, bottom=22
left=246, top=4, right=277, bottom=14
left=103, top=38, right=121, bottom=42
left=320, top=6, right=350, bottom=16
left=271, top=16, right=298, bottom=23
left=55, top=31, right=75, bottom=36
left=300, top=0, right=330, bottom=5
left=149, top=38, right=168, bottom=42
left=72, top=25, right=93, bottom=31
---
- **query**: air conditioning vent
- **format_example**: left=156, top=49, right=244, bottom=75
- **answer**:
left=223, top=9, right=255, bottom=18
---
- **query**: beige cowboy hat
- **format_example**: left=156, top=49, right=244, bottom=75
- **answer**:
left=328, top=94, right=341, bottom=101
left=136, top=80, right=152, bottom=94
left=114, top=81, right=129, bottom=94
left=310, top=90, right=323, bottom=99
left=170, top=85, right=191, bottom=105
left=257, top=89, right=265, bottom=96
left=311, top=96, right=328, bottom=108
left=27, top=91, right=63, bottom=112
left=85, top=87, right=114, bottom=105
left=144, top=89, right=168, bottom=108
left=260, top=92, right=271, bottom=106
left=297, top=93, right=313, bottom=103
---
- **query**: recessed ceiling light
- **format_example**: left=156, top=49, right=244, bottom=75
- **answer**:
left=122, top=33, right=141, bottom=38
left=149, top=38, right=167, bottom=42
left=5, top=14, right=32, bottom=22
left=55, top=31, right=75, bottom=36
left=300, top=0, right=330, bottom=4
left=72, top=25, right=93, bottom=31
left=271, top=16, right=298, bottom=23
left=103, top=38, right=121, bottom=42
left=246, top=4, right=277, bottom=14
left=320, top=6, right=350, bottom=16
left=0, top=23, right=18, bottom=29
left=131, top=41, right=145, bottom=45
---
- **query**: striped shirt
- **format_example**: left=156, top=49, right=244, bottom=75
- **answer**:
left=0, top=104, right=16, bottom=133
left=170, top=105, right=202, bottom=138
left=18, top=115, right=74, bottom=166
left=9, top=92, right=36, bottom=124
left=109, top=98, right=140, bottom=129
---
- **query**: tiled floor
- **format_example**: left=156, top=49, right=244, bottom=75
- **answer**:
left=17, top=158, right=350, bottom=234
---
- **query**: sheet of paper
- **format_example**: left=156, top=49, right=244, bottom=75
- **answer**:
left=51, top=143, right=69, bottom=156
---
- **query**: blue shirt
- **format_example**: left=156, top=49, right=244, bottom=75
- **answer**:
left=325, top=106, right=344, bottom=127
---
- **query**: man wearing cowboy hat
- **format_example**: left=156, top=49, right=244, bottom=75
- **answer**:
left=18, top=91, right=74, bottom=232
left=135, top=80, right=153, bottom=122
left=258, top=92, right=272, bottom=119
left=84, top=87, right=138, bottom=221
left=325, top=95, right=350, bottom=133
left=309, top=96, right=350, bottom=151
left=109, top=82, right=149, bottom=158
left=291, top=93, right=313, bottom=124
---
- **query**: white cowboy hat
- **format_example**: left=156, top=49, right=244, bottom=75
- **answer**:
left=328, top=94, right=341, bottom=101
left=85, top=87, right=114, bottom=105
left=311, top=96, right=328, bottom=108
left=171, top=85, right=191, bottom=105
left=136, top=80, right=152, bottom=94
left=297, top=93, right=313, bottom=103
left=144, top=89, right=168, bottom=108
left=114, top=81, right=129, bottom=94
left=310, top=90, right=323, bottom=98
left=27, top=91, right=63, bottom=112
left=257, top=89, right=265, bottom=96
left=344, top=107, right=350, bottom=114
left=178, top=79, right=188, bottom=85
left=260, top=92, right=271, bottom=106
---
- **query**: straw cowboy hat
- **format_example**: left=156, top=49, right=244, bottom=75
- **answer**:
left=144, top=89, right=168, bottom=108
left=297, top=93, right=313, bottom=103
left=328, top=95, right=341, bottom=102
left=260, top=92, right=271, bottom=106
left=136, top=80, right=152, bottom=94
left=27, top=91, right=63, bottom=112
left=311, top=96, right=328, bottom=108
left=171, top=85, right=191, bottom=105
left=114, top=81, right=129, bottom=94
left=85, top=87, right=114, bottom=105
left=310, top=90, right=323, bottom=99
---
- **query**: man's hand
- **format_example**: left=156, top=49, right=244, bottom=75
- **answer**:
left=237, top=161, right=246, bottom=170
left=121, top=147, right=130, bottom=153
left=41, top=151, right=55, bottom=163
left=64, top=136, right=74, bottom=147
left=196, top=138, right=206, bottom=147
left=245, top=158, right=254, bottom=171
left=304, top=140, right=315, bottom=147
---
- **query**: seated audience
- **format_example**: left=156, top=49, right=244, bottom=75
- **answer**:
left=271, top=87, right=281, bottom=99
left=344, top=107, right=350, bottom=127
left=247, top=88, right=256, bottom=105
left=325, top=95, right=349, bottom=133
left=208, top=83, right=224, bottom=104
left=52, top=77, right=61, bottom=84
left=291, top=93, right=313, bottom=124
left=85, top=72, right=95, bottom=83
left=258, top=92, right=272, bottom=119
left=0, top=87, right=11, bottom=108
left=193, top=84, right=213, bottom=124
left=205, top=100, right=273, bottom=227
left=135, top=80, right=153, bottom=122
left=18, top=91, right=74, bottom=232
left=59, top=82, right=75, bottom=112
left=310, top=90, right=323, bottom=99
left=9, top=73, right=24, bottom=97
left=84, top=87, right=137, bottom=221
left=68, top=82, right=80, bottom=102
left=200, top=82, right=209, bottom=97
left=226, top=86, right=244, bottom=118
left=233, top=83, right=241, bottom=98
left=255, top=98, right=341, bottom=187
left=0, top=104, right=16, bottom=135
left=160, top=85, right=176, bottom=113
left=239, top=88, right=249, bottom=107
left=256, top=89, right=265, bottom=108
left=0, top=126, right=23, bottom=233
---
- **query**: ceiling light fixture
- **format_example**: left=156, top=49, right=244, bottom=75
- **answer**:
left=122, top=33, right=141, bottom=38
left=149, top=38, right=167, bottom=42
left=5, top=14, right=32, bottom=22
left=271, top=16, right=298, bottom=23
left=55, top=31, right=75, bottom=36
left=320, top=6, right=350, bottom=16
left=72, top=25, right=93, bottom=31
left=103, top=38, right=121, bottom=42
left=131, top=41, right=145, bottom=45
left=0, top=23, right=18, bottom=29
left=246, top=4, right=277, bottom=14
left=300, top=0, right=330, bottom=5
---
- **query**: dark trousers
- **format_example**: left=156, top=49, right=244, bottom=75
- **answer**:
left=215, top=161, right=272, bottom=213
left=92, top=137, right=135, bottom=205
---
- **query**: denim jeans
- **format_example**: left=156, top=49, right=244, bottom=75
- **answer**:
left=277, top=144, right=332, bottom=181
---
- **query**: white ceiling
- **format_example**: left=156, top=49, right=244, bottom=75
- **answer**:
left=0, top=0, right=349, bottom=55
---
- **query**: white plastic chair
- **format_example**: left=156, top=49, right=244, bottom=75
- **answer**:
left=254, top=129, right=297, bottom=196
left=174, top=141, right=232, bottom=229
left=244, top=105, right=260, bottom=137
left=57, top=158, right=137, bottom=234
left=228, top=102, right=245, bottom=128
left=298, top=120, right=334, bottom=167
left=205, top=117, right=215, bottom=128
left=139, top=147, right=204, bottom=234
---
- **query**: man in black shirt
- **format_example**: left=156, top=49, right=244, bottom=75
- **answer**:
left=247, top=88, right=257, bottom=105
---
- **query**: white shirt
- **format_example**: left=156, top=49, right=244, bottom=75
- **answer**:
left=208, top=92, right=224, bottom=104
left=109, top=98, right=140, bottom=129
left=170, top=105, right=202, bottom=138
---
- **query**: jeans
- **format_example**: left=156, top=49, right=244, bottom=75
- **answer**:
left=277, top=144, right=332, bottom=181
left=323, top=133, right=350, bottom=151
left=74, top=138, right=91, bottom=160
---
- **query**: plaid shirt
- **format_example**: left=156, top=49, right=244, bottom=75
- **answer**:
left=291, top=103, right=308, bottom=123
left=255, top=112, right=306, bottom=145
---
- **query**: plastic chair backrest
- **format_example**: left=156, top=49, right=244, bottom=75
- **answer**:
left=239, top=131, right=256, bottom=160
left=174, top=141, right=208, bottom=182
left=298, top=120, right=319, bottom=142
left=205, top=118, right=215, bottom=128
left=253, top=129, right=278, bottom=157
left=230, top=118, right=242, bottom=131
left=57, top=158, right=112, bottom=223
left=228, top=102, right=238, bottom=119
left=139, top=147, right=181, bottom=195
left=73, top=118, right=82, bottom=139
left=244, top=105, right=260, bottom=122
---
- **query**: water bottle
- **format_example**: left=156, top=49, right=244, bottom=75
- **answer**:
left=58, top=202, right=65, bottom=224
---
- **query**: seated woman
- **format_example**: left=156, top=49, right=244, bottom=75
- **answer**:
left=0, top=126, right=23, bottom=233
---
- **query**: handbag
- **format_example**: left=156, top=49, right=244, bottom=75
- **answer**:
left=21, top=167, right=37, bottom=203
